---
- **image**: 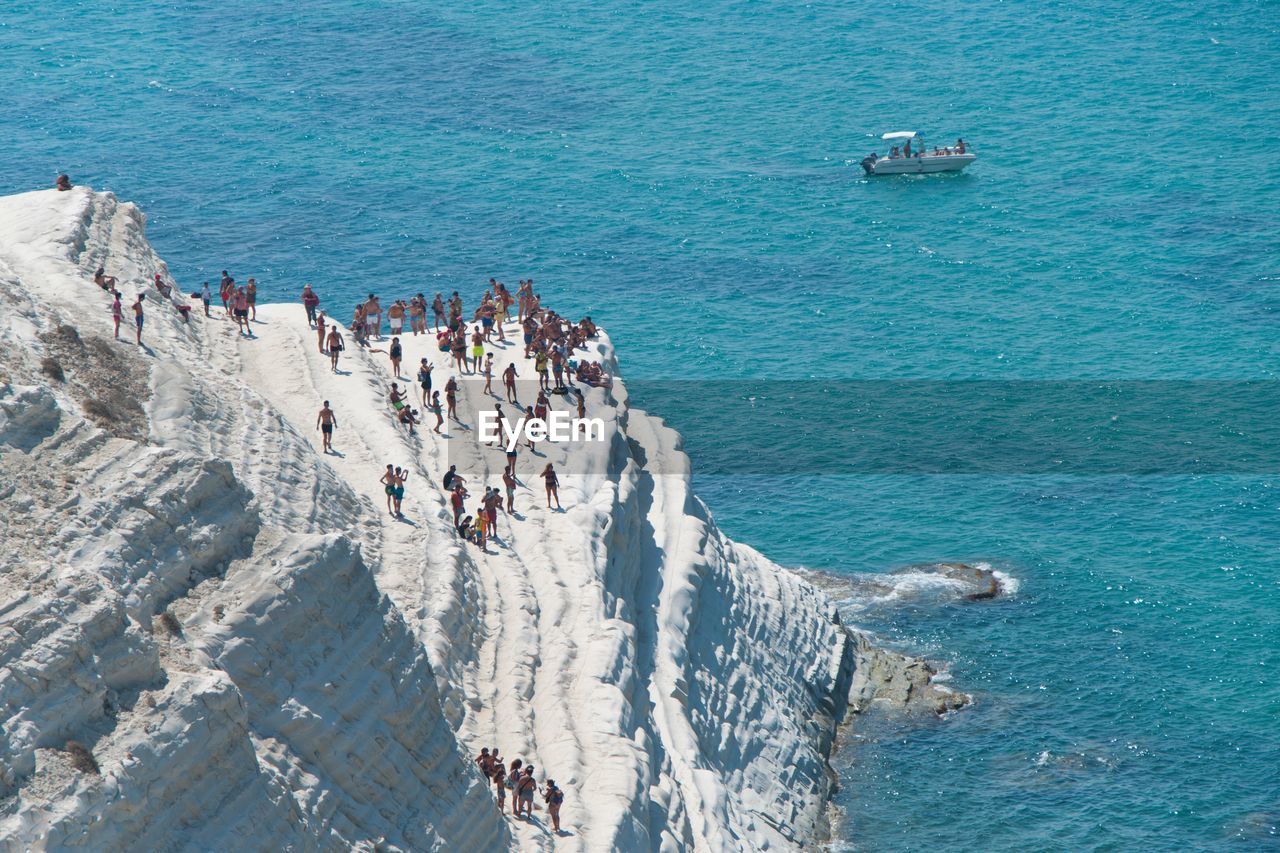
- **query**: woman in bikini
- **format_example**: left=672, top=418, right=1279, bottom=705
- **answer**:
left=417, top=358, right=433, bottom=406
left=444, top=377, right=459, bottom=422
left=541, top=463, right=561, bottom=509
left=389, top=336, right=403, bottom=378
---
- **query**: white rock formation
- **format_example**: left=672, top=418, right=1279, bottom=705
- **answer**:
left=0, top=189, right=959, bottom=851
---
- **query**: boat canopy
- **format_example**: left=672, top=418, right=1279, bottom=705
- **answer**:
left=881, top=131, right=919, bottom=141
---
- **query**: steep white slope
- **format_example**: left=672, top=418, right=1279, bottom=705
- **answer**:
left=0, top=189, right=960, bottom=852
left=0, top=189, right=506, bottom=851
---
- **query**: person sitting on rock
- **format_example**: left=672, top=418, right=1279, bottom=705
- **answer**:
left=56, top=174, right=72, bottom=191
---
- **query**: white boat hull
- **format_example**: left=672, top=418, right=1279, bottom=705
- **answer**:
left=862, top=152, right=975, bottom=175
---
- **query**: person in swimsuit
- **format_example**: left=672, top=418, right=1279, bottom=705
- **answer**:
left=492, top=759, right=507, bottom=811
left=94, top=267, right=118, bottom=291
left=445, top=377, right=459, bottom=422
left=475, top=748, right=493, bottom=779
left=380, top=464, right=396, bottom=514
left=575, top=387, right=586, bottom=420
left=131, top=294, right=145, bottom=345
left=474, top=506, right=488, bottom=551
left=431, top=293, right=445, bottom=331
left=56, top=173, right=72, bottom=191
left=388, top=382, right=406, bottom=412
left=470, top=326, right=484, bottom=373
left=417, top=358, right=433, bottom=406
left=398, top=405, right=420, bottom=435
left=110, top=292, right=123, bottom=339
left=503, top=362, right=519, bottom=404
left=389, top=336, right=403, bottom=378
left=391, top=467, right=408, bottom=516
left=515, top=766, right=537, bottom=818
left=482, top=354, right=495, bottom=396
left=505, top=758, right=524, bottom=815
left=502, top=467, right=517, bottom=513
left=544, top=779, right=564, bottom=832
left=534, top=349, right=550, bottom=391
left=316, top=311, right=327, bottom=353
left=522, top=316, right=537, bottom=358
left=388, top=299, right=405, bottom=336
left=429, top=390, right=444, bottom=432
left=316, top=400, right=338, bottom=453
left=200, top=281, right=212, bottom=317
left=541, top=463, right=561, bottom=509
left=524, top=405, right=537, bottom=450
left=485, top=488, right=499, bottom=538
left=233, top=287, right=250, bottom=335
left=220, top=276, right=233, bottom=317
left=326, top=327, right=344, bottom=372
left=246, top=277, right=257, bottom=321
left=365, top=294, right=382, bottom=340
left=450, top=485, right=467, bottom=526
left=451, top=330, right=467, bottom=374
left=408, top=295, right=424, bottom=336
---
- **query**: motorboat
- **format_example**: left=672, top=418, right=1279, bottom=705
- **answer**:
left=860, top=131, right=975, bottom=175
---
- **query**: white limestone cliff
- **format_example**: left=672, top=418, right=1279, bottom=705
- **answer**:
left=0, top=188, right=960, bottom=851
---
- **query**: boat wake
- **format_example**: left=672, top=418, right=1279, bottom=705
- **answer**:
left=801, top=561, right=1019, bottom=615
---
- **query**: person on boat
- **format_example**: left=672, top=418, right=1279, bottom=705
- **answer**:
left=890, top=145, right=901, bottom=158
left=956, top=138, right=966, bottom=154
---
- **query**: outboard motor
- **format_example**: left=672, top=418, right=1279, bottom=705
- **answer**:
left=860, top=154, right=877, bottom=175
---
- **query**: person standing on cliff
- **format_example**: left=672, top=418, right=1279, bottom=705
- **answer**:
left=541, top=463, right=561, bottom=510
left=316, top=401, right=338, bottom=453
left=503, top=362, right=519, bottom=404
left=200, top=282, right=212, bottom=317
left=326, top=326, right=344, bottom=372
left=246, top=277, right=258, bottom=321
left=301, top=284, right=320, bottom=326
left=543, top=779, right=564, bottom=833
left=131, top=293, right=145, bottom=345
left=316, top=311, right=327, bottom=353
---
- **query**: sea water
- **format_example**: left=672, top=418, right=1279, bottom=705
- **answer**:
left=4, top=0, right=1278, bottom=847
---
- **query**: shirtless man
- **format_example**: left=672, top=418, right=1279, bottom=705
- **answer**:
left=326, top=327, right=344, bottom=372
left=233, top=287, right=250, bottom=335
left=389, top=382, right=406, bottom=411
left=431, top=293, right=445, bottom=332
left=482, top=353, right=495, bottom=396
left=364, top=294, right=382, bottom=340
left=219, top=277, right=233, bottom=316
left=387, top=299, right=406, bottom=336
left=408, top=295, right=424, bottom=336
left=502, top=467, right=517, bottom=513
left=246, top=277, right=257, bottom=321
left=503, top=362, right=519, bottom=403
left=94, top=267, right=117, bottom=291
left=316, top=400, right=338, bottom=453
left=131, top=294, right=145, bottom=345
left=380, top=464, right=397, bottom=515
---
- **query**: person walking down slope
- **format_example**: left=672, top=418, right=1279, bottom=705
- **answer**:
left=543, top=779, right=564, bottom=833
left=131, top=293, right=145, bottom=345
left=541, top=463, right=561, bottom=510
left=515, top=766, right=537, bottom=819
left=491, top=757, right=507, bottom=813
left=504, top=759, right=523, bottom=815
left=326, top=327, right=344, bottom=372
left=316, top=400, right=338, bottom=453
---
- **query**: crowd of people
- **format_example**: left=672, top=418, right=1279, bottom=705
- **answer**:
left=474, top=747, right=565, bottom=833
left=301, top=277, right=601, bottom=541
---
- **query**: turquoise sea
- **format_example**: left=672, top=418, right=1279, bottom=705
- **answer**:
left=5, top=0, right=1278, bottom=848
